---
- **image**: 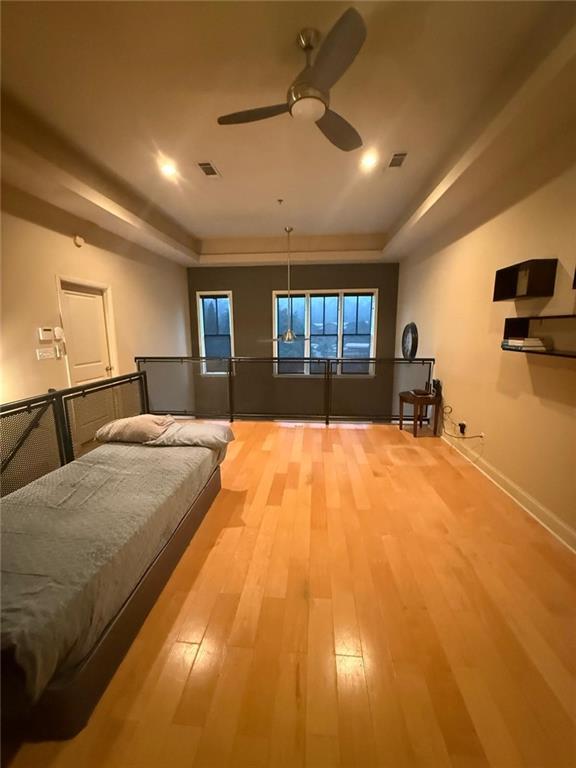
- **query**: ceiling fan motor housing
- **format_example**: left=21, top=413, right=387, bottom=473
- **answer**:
left=297, top=27, right=320, bottom=51
left=287, top=82, right=328, bottom=121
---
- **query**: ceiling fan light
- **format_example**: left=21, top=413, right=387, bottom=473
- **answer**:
left=290, top=96, right=326, bottom=122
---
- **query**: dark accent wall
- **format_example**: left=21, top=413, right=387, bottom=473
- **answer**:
left=187, top=263, right=399, bottom=358
left=185, top=263, right=400, bottom=420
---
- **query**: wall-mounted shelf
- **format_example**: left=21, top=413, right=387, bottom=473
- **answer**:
left=501, top=314, right=576, bottom=359
left=501, top=345, right=576, bottom=359
left=493, top=259, right=557, bottom=301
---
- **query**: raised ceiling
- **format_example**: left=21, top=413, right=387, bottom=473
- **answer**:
left=2, top=1, right=576, bottom=263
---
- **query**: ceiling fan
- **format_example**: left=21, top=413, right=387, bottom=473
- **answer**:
left=217, top=7, right=367, bottom=152
left=259, top=226, right=310, bottom=345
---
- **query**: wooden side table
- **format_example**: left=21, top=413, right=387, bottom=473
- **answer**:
left=399, top=390, right=441, bottom=437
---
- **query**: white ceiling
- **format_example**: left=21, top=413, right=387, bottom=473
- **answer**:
left=2, top=0, right=571, bottom=250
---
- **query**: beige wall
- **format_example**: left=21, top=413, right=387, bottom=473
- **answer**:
left=1, top=188, right=191, bottom=402
left=396, top=164, right=576, bottom=546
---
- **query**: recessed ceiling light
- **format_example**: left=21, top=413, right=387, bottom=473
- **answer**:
left=360, top=149, right=379, bottom=172
left=157, top=155, right=179, bottom=181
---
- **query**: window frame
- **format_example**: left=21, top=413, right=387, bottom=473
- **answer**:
left=196, top=290, right=235, bottom=376
left=271, top=288, right=378, bottom=376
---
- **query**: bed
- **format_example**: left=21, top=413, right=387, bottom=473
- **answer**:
left=1, top=441, right=223, bottom=738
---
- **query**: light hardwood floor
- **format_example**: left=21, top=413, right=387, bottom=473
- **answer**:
left=9, top=422, right=576, bottom=768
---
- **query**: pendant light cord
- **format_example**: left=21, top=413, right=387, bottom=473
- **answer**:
left=285, top=226, right=293, bottom=325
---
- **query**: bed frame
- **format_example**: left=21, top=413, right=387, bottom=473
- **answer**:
left=2, top=465, right=221, bottom=742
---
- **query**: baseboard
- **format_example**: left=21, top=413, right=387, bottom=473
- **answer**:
left=441, top=434, right=576, bottom=554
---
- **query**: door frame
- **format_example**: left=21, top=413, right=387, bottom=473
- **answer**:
left=56, top=275, right=119, bottom=388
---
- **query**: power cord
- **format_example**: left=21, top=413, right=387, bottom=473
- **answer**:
left=442, top=405, right=485, bottom=440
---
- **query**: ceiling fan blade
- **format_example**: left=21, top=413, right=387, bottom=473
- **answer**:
left=310, top=7, right=366, bottom=92
left=217, top=104, right=288, bottom=125
left=316, top=109, right=362, bottom=151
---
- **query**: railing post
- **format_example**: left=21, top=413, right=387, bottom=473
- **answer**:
left=324, top=359, right=331, bottom=426
left=139, top=370, right=150, bottom=413
left=228, top=358, right=235, bottom=423
left=53, top=394, right=75, bottom=464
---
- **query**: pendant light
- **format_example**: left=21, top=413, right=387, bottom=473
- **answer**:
left=257, top=223, right=309, bottom=345
left=281, top=225, right=296, bottom=343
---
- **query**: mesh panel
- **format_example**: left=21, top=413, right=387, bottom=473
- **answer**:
left=0, top=404, right=61, bottom=496
left=136, top=358, right=433, bottom=423
left=329, top=359, right=432, bottom=420
left=139, top=359, right=229, bottom=417
left=64, top=379, right=143, bottom=458
left=233, top=359, right=327, bottom=419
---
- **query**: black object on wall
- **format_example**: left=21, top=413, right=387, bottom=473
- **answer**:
left=492, top=259, right=557, bottom=301
left=401, top=322, right=418, bottom=360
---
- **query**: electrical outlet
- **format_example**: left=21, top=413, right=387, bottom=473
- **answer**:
left=36, top=348, right=55, bottom=360
left=458, top=421, right=467, bottom=435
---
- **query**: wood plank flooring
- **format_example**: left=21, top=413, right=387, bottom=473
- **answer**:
left=9, top=422, right=576, bottom=767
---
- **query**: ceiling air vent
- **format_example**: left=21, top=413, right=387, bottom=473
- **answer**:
left=389, top=152, right=407, bottom=168
left=197, top=161, right=220, bottom=178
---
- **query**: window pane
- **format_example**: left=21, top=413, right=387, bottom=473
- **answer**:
left=342, top=332, right=370, bottom=374
left=357, top=295, right=373, bottom=334
left=310, top=296, right=324, bottom=334
left=325, top=296, right=339, bottom=334
left=202, top=298, right=218, bottom=335
left=276, top=295, right=305, bottom=336
left=277, top=297, right=289, bottom=335
left=343, top=334, right=371, bottom=358
left=343, top=295, right=357, bottom=334
left=217, top=297, right=230, bottom=334
left=310, top=334, right=337, bottom=375
left=204, top=335, right=230, bottom=374
left=205, top=336, right=231, bottom=358
left=291, top=296, right=306, bottom=335
left=278, top=338, right=305, bottom=358
left=278, top=337, right=305, bottom=374
left=310, top=336, right=338, bottom=359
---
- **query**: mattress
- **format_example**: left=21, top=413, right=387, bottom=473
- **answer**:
left=1, top=442, right=219, bottom=705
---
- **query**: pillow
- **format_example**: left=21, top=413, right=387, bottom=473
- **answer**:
left=95, top=414, right=174, bottom=444
left=145, top=421, right=234, bottom=450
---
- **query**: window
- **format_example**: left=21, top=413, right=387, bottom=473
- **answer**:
left=273, top=290, right=377, bottom=375
left=197, top=292, right=234, bottom=374
left=342, top=294, right=374, bottom=374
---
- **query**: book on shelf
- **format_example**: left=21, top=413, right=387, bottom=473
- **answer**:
left=504, top=337, right=546, bottom=348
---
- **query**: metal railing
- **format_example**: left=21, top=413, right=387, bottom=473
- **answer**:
left=135, top=356, right=435, bottom=425
left=0, top=372, right=147, bottom=496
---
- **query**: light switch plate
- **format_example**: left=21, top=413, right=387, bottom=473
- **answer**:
left=36, top=348, right=56, bottom=360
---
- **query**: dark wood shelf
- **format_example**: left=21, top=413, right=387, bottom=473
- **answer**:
left=501, top=345, right=576, bottom=360
left=501, top=314, right=576, bottom=359
left=493, top=259, right=557, bottom=301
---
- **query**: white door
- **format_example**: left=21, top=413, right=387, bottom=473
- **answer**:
left=60, top=285, right=113, bottom=386
left=59, top=283, right=115, bottom=452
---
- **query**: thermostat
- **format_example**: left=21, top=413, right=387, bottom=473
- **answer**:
left=38, top=326, right=54, bottom=342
